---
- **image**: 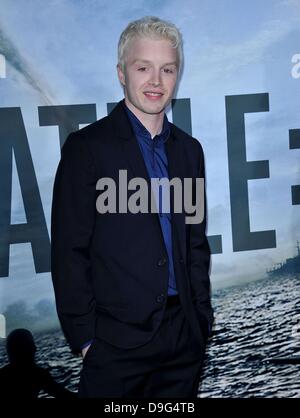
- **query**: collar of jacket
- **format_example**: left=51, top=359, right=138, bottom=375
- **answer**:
left=107, top=99, right=179, bottom=143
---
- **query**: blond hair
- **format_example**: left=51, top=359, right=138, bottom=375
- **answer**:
left=118, top=16, right=183, bottom=74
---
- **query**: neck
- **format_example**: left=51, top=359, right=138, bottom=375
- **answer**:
left=124, top=98, right=164, bottom=138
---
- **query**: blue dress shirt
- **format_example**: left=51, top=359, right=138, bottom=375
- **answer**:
left=123, top=102, right=178, bottom=296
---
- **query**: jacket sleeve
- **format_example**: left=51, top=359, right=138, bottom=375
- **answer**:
left=51, top=132, right=97, bottom=354
left=189, top=141, right=214, bottom=339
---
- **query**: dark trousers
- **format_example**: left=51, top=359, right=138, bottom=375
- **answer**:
left=78, top=295, right=205, bottom=398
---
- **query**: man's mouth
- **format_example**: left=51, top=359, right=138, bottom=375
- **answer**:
left=143, top=91, right=164, bottom=100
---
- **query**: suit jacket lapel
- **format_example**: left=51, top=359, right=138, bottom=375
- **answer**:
left=109, top=101, right=151, bottom=183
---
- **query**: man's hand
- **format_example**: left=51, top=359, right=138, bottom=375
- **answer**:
left=82, top=344, right=91, bottom=359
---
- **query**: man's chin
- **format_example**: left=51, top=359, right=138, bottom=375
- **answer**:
left=126, top=98, right=167, bottom=116
left=140, top=103, right=167, bottom=115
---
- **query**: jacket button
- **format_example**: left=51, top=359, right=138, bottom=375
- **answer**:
left=179, top=258, right=184, bottom=264
left=156, top=294, right=166, bottom=303
left=157, top=257, right=167, bottom=266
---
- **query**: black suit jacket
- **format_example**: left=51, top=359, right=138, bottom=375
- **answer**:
left=51, top=101, right=214, bottom=354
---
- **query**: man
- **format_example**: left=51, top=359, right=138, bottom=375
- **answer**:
left=51, top=16, right=213, bottom=398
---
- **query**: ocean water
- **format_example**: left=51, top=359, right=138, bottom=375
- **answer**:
left=200, top=274, right=300, bottom=398
left=0, top=274, right=299, bottom=398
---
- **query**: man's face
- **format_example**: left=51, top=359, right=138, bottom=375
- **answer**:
left=117, top=36, right=179, bottom=116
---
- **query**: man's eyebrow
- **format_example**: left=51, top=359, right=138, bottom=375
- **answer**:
left=132, top=59, right=151, bottom=65
left=132, top=59, right=178, bottom=66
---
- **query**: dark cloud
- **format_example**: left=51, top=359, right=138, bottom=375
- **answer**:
left=3, top=299, right=59, bottom=335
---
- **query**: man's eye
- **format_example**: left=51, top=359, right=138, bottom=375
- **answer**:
left=138, top=67, right=147, bottom=71
left=163, top=68, right=174, bottom=74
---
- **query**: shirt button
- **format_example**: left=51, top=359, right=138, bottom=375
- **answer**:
left=157, top=257, right=167, bottom=266
left=156, top=294, right=166, bottom=303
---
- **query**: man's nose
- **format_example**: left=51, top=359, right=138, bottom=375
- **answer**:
left=149, top=69, right=161, bottom=86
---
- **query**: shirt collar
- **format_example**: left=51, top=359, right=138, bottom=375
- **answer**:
left=122, top=99, right=170, bottom=145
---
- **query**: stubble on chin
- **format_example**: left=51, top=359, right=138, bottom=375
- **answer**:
left=127, top=96, right=166, bottom=116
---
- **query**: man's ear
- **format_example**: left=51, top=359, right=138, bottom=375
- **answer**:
left=117, top=64, right=125, bottom=86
